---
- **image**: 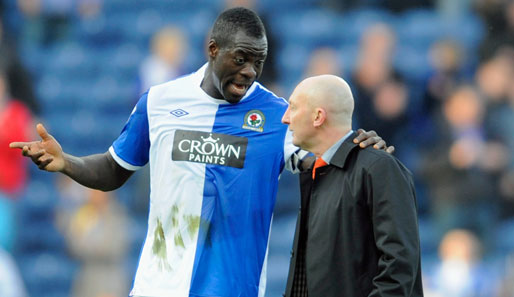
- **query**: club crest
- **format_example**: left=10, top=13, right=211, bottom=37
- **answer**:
left=242, top=110, right=265, bottom=132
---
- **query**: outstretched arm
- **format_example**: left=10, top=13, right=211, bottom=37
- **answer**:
left=10, top=123, right=133, bottom=191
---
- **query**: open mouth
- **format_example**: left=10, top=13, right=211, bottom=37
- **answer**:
left=229, top=82, right=248, bottom=97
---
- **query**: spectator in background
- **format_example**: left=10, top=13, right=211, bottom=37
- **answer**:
left=369, top=74, right=411, bottom=153
left=497, top=63, right=514, bottom=218
left=139, top=26, right=189, bottom=94
left=0, top=65, right=33, bottom=251
left=475, top=49, right=514, bottom=220
left=302, top=47, right=342, bottom=78
left=351, top=23, right=412, bottom=156
left=424, top=229, right=497, bottom=297
left=0, top=17, right=39, bottom=115
left=17, top=0, right=72, bottom=45
left=420, top=86, right=497, bottom=242
left=423, top=39, right=466, bottom=116
left=476, top=50, right=514, bottom=150
left=351, top=23, right=397, bottom=128
left=0, top=67, right=33, bottom=196
left=476, top=0, right=514, bottom=61
left=59, top=185, right=129, bottom=297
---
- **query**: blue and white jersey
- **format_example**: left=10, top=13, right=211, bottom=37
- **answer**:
left=109, top=64, right=298, bottom=297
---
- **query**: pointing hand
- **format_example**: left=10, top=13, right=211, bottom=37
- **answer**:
left=9, top=123, right=66, bottom=172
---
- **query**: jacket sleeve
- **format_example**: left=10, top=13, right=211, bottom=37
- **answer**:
left=366, top=156, right=422, bottom=297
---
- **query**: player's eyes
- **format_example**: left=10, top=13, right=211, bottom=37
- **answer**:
left=234, top=57, right=245, bottom=65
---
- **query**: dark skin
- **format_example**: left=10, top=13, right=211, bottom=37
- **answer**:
left=201, top=30, right=267, bottom=103
left=9, top=30, right=393, bottom=190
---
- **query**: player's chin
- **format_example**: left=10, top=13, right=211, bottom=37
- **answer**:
left=223, top=90, right=244, bottom=104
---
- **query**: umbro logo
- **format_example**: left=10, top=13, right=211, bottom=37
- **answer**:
left=170, top=109, right=189, bottom=117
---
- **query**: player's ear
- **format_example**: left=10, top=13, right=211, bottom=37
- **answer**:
left=208, top=40, right=219, bottom=59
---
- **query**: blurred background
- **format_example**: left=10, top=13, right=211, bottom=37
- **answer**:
left=1, top=0, right=514, bottom=296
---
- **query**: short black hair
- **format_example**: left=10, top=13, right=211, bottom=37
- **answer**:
left=210, top=7, right=266, bottom=48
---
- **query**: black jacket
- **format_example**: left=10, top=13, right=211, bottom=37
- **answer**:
left=285, top=133, right=424, bottom=297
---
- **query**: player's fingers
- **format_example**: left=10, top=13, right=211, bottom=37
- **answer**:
left=372, top=140, right=387, bottom=150
left=9, top=142, right=31, bottom=149
left=36, top=123, right=52, bottom=141
left=353, top=129, right=378, bottom=143
left=386, top=146, right=395, bottom=154
left=29, top=150, right=45, bottom=161
left=353, top=129, right=365, bottom=143
left=359, top=136, right=381, bottom=148
left=38, top=157, right=53, bottom=170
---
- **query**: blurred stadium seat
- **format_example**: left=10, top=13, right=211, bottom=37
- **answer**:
left=270, top=9, right=344, bottom=48
left=18, top=251, right=77, bottom=297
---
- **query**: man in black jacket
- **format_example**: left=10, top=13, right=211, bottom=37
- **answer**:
left=281, top=75, right=423, bottom=297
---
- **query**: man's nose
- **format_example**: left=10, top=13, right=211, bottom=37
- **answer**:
left=240, top=64, right=257, bottom=79
left=281, top=109, right=290, bottom=124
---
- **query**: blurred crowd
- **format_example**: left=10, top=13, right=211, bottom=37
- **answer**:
left=1, top=0, right=514, bottom=296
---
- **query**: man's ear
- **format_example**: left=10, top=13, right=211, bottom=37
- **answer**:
left=313, top=108, right=326, bottom=128
left=208, top=40, right=218, bottom=59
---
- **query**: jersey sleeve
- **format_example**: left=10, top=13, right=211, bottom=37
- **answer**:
left=109, top=92, right=150, bottom=171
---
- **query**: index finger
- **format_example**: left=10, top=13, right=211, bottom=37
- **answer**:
left=9, top=142, right=33, bottom=149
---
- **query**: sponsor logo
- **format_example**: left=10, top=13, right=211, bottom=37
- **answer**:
left=172, top=130, right=248, bottom=168
left=242, top=110, right=265, bottom=132
left=170, top=109, right=189, bottom=117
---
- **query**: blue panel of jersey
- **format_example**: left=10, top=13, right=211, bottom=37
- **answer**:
left=112, top=92, right=150, bottom=167
left=190, top=85, right=288, bottom=297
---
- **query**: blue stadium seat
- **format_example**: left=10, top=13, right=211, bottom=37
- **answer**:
left=338, top=44, right=360, bottom=75
left=17, top=180, right=59, bottom=218
left=16, top=221, right=66, bottom=253
left=276, top=43, right=310, bottom=91
left=18, top=42, right=49, bottom=79
left=73, top=13, right=125, bottom=48
left=103, top=0, right=223, bottom=15
left=393, top=45, right=432, bottom=82
left=258, top=0, right=321, bottom=12
left=18, top=252, right=77, bottom=296
left=397, top=9, right=444, bottom=50
left=270, top=9, right=344, bottom=48
left=397, top=9, right=484, bottom=53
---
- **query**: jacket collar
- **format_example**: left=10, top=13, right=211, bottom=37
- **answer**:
left=328, top=131, right=359, bottom=169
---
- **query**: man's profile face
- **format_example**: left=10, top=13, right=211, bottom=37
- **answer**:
left=209, top=30, right=267, bottom=103
left=282, top=90, right=315, bottom=150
